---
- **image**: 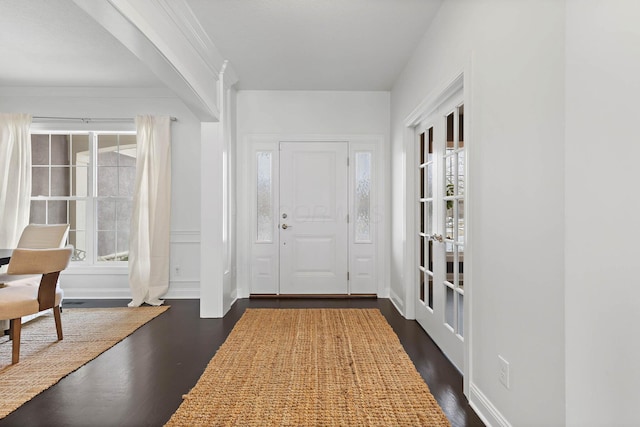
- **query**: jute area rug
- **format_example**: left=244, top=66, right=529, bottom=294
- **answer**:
left=0, top=306, right=169, bottom=418
left=167, top=308, right=450, bottom=426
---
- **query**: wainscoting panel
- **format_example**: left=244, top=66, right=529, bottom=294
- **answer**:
left=60, top=231, right=201, bottom=299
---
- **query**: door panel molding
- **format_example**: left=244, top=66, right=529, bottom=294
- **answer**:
left=279, top=142, right=348, bottom=294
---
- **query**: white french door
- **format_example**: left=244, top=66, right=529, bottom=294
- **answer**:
left=278, top=142, right=349, bottom=294
left=415, top=96, right=466, bottom=370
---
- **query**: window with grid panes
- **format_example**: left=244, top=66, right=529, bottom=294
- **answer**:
left=30, top=132, right=136, bottom=263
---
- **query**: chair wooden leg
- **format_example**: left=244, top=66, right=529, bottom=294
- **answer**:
left=10, top=318, right=21, bottom=364
left=53, top=306, right=63, bottom=341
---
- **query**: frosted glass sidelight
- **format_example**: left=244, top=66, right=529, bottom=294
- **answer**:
left=355, top=152, right=372, bottom=242
left=256, top=152, right=273, bottom=242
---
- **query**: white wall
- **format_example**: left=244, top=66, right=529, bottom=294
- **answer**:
left=0, top=87, right=202, bottom=299
left=237, top=91, right=390, bottom=135
left=565, top=1, right=640, bottom=425
left=390, top=1, right=565, bottom=426
left=236, top=90, right=390, bottom=296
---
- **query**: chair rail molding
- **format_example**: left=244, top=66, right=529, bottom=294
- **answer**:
left=170, top=230, right=201, bottom=244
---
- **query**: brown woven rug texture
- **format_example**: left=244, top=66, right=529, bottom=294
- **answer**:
left=0, top=306, right=169, bottom=418
left=167, top=308, right=450, bottom=426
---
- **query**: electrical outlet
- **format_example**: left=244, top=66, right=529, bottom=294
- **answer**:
left=498, top=355, right=510, bottom=389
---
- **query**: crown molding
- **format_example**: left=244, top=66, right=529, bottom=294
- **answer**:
left=72, top=0, right=222, bottom=121
left=156, top=0, right=239, bottom=88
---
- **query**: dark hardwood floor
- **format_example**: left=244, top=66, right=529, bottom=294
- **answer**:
left=0, top=298, right=484, bottom=427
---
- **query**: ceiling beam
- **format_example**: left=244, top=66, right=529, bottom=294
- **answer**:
left=73, top=0, right=236, bottom=121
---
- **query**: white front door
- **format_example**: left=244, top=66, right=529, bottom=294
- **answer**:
left=279, top=142, right=349, bottom=294
left=415, top=98, right=465, bottom=370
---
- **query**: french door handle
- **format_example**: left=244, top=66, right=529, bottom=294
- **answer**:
left=429, top=234, right=444, bottom=243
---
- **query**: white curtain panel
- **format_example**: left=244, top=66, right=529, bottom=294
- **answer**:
left=128, top=115, right=172, bottom=307
left=0, top=113, right=31, bottom=331
left=0, top=113, right=32, bottom=251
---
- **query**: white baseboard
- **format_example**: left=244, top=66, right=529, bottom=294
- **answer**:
left=62, top=288, right=132, bottom=299
left=469, top=383, right=512, bottom=427
left=165, top=282, right=200, bottom=299
left=61, top=281, right=200, bottom=300
left=389, top=288, right=405, bottom=317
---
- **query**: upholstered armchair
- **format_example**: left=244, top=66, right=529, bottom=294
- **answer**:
left=17, top=224, right=69, bottom=249
left=0, top=246, right=73, bottom=364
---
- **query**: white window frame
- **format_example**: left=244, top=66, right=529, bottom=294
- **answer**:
left=30, top=129, right=137, bottom=268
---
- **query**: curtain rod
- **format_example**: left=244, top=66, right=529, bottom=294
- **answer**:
left=32, top=116, right=178, bottom=123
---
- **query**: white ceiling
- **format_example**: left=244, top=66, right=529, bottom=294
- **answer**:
left=187, top=0, right=443, bottom=90
left=0, top=0, right=162, bottom=87
left=0, top=0, right=442, bottom=91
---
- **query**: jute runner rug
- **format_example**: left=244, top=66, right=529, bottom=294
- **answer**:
left=0, top=306, right=169, bottom=418
left=167, top=308, right=450, bottom=426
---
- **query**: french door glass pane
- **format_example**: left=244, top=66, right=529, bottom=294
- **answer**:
left=420, top=270, right=425, bottom=302
left=446, top=203, right=454, bottom=241
left=426, top=201, right=433, bottom=235
left=428, top=127, right=434, bottom=163
left=428, top=239, right=433, bottom=272
left=428, top=274, right=434, bottom=309
left=445, top=285, right=455, bottom=327
left=446, top=154, right=455, bottom=193
left=426, top=164, right=433, bottom=198
left=457, top=199, right=465, bottom=243
left=457, top=293, right=464, bottom=336
left=458, top=245, right=464, bottom=289
left=458, top=151, right=465, bottom=196
left=458, top=105, right=464, bottom=149
left=446, top=112, right=455, bottom=149
left=445, top=242, right=454, bottom=284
